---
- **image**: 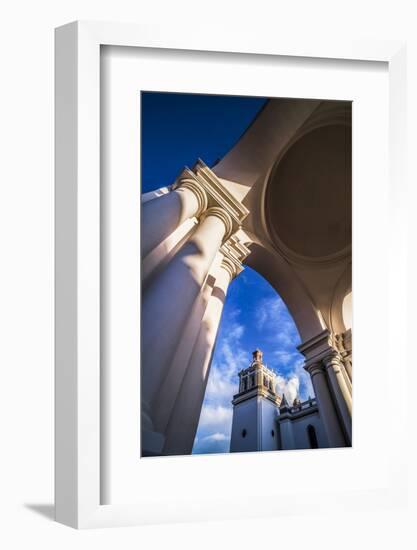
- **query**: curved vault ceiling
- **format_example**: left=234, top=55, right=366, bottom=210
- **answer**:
left=266, top=124, right=352, bottom=260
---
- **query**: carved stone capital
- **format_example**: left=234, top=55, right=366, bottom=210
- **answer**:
left=201, top=206, right=234, bottom=241
left=303, top=360, right=326, bottom=378
left=175, top=174, right=209, bottom=217
left=297, top=329, right=336, bottom=363
left=335, top=329, right=352, bottom=362
left=219, top=233, right=251, bottom=279
left=220, top=255, right=242, bottom=280
left=172, top=159, right=249, bottom=233
left=322, top=351, right=343, bottom=374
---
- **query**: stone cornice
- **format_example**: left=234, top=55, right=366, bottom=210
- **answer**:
left=277, top=403, right=319, bottom=421
left=335, top=328, right=352, bottom=357
left=220, top=234, right=251, bottom=279
left=223, top=234, right=251, bottom=262
left=299, top=329, right=346, bottom=377
left=298, top=329, right=337, bottom=365
left=232, top=386, right=281, bottom=407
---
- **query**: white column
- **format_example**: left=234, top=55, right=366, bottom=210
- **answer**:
left=304, top=362, right=347, bottom=448
left=142, top=218, right=198, bottom=287
left=151, top=253, right=221, bottom=433
left=141, top=207, right=233, bottom=433
left=141, top=178, right=207, bottom=258
left=344, top=359, right=353, bottom=384
left=323, top=353, right=352, bottom=445
left=162, top=255, right=237, bottom=455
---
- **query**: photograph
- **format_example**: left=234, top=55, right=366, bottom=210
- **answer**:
left=0, top=1, right=411, bottom=542
left=140, top=92, right=352, bottom=457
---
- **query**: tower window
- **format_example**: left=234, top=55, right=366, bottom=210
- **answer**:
left=307, top=424, right=319, bottom=449
left=271, top=429, right=275, bottom=437
left=250, top=374, right=255, bottom=387
left=242, top=377, right=248, bottom=391
left=241, top=429, right=247, bottom=438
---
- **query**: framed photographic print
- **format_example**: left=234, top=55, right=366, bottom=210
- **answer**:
left=55, top=21, right=407, bottom=528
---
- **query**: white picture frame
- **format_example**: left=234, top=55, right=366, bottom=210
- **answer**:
left=55, top=21, right=407, bottom=529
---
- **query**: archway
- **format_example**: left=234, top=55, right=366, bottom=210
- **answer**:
left=192, top=265, right=313, bottom=455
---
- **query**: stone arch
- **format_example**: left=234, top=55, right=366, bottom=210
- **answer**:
left=329, top=263, right=352, bottom=335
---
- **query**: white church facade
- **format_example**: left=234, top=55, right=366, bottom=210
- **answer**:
left=230, top=349, right=328, bottom=453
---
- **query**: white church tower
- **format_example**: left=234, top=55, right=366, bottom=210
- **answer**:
left=230, top=349, right=281, bottom=453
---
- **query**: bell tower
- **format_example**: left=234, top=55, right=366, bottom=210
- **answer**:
left=230, top=349, right=281, bottom=453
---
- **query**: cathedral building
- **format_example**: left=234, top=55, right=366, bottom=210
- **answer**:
left=230, top=350, right=328, bottom=452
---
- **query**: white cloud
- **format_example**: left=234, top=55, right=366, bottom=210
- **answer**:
left=274, top=361, right=315, bottom=404
left=198, top=404, right=232, bottom=429
left=285, top=375, right=300, bottom=404
left=273, top=350, right=296, bottom=366
left=272, top=352, right=314, bottom=401
left=275, top=374, right=298, bottom=405
left=256, top=308, right=268, bottom=330
left=201, top=432, right=228, bottom=442
left=193, top=432, right=230, bottom=455
left=255, top=296, right=301, bottom=350
left=256, top=296, right=287, bottom=330
left=205, top=367, right=237, bottom=403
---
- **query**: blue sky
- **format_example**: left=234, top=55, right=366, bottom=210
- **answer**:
left=141, top=92, right=266, bottom=193
left=141, top=92, right=314, bottom=455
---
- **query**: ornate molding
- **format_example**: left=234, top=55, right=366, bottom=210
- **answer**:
left=220, top=256, right=242, bottom=280
left=299, top=329, right=345, bottom=377
left=220, top=234, right=251, bottom=279
left=172, top=159, right=249, bottom=232
left=322, top=351, right=343, bottom=375
left=298, top=329, right=335, bottom=364
left=303, top=360, right=326, bottom=378
left=176, top=175, right=208, bottom=217
left=335, top=329, right=352, bottom=357
left=201, top=206, right=234, bottom=241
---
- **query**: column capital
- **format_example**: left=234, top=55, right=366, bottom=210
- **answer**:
left=220, top=233, right=251, bottom=280
left=220, top=255, right=242, bottom=280
left=303, top=360, right=326, bottom=378
left=175, top=174, right=209, bottom=217
left=201, top=206, right=234, bottom=241
left=173, top=159, right=249, bottom=231
left=297, top=328, right=338, bottom=363
left=322, top=350, right=344, bottom=375
left=335, top=329, right=352, bottom=361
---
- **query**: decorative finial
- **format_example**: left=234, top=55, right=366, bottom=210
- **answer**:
left=280, top=393, right=290, bottom=410
left=252, top=349, right=263, bottom=363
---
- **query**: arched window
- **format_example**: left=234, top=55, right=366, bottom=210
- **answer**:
left=307, top=424, right=318, bottom=449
